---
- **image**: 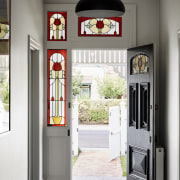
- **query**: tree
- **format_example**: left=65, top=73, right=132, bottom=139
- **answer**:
left=72, top=70, right=83, bottom=97
left=96, top=73, right=127, bottom=99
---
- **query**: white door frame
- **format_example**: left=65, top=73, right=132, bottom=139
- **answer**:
left=28, top=35, right=40, bottom=180
left=178, top=30, right=180, bottom=180
left=43, top=4, right=136, bottom=180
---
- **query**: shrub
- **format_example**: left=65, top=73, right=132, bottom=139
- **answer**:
left=96, top=73, right=127, bottom=99
left=78, top=99, right=126, bottom=124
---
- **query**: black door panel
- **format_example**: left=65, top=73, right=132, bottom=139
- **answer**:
left=127, top=44, right=154, bottom=180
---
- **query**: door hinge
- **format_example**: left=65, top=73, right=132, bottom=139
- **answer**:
left=149, top=136, right=152, bottom=144
left=155, top=135, right=157, bottom=143
left=68, top=129, right=70, bottom=136
left=69, top=102, right=71, bottom=108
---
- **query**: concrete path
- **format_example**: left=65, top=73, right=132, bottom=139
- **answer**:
left=73, top=176, right=126, bottom=180
left=73, top=150, right=125, bottom=179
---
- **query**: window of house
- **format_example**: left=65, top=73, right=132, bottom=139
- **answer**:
left=80, top=84, right=91, bottom=98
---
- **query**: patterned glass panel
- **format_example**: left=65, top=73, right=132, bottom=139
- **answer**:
left=131, top=54, right=149, bottom=75
left=48, top=12, right=67, bottom=41
left=0, top=23, right=9, bottom=39
left=48, top=50, right=67, bottom=126
left=78, top=17, right=122, bottom=37
left=0, top=0, right=10, bottom=134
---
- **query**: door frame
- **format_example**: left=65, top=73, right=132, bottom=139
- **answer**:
left=178, top=30, right=180, bottom=180
left=43, top=4, right=136, bottom=180
left=28, top=35, right=40, bottom=180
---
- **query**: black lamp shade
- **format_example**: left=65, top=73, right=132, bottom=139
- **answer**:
left=75, top=0, right=125, bottom=17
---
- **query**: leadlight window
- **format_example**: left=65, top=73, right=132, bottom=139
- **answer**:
left=0, top=0, right=10, bottom=134
left=78, top=17, right=122, bottom=36
left=0, top=23, right=9, bottom=39
left=48, top=50, right=67, bottom=126
left=131, top=54, right=149, bottom=75
left=48, top=12, right=67, bottom=41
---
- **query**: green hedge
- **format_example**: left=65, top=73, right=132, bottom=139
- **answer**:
left=78, top=99, right=126, bottom=124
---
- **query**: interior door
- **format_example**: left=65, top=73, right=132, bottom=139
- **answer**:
left=127, top=44, right=155, bottom=180
left=109, top=106, right=121, bottom=161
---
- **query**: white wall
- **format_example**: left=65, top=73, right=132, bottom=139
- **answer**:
left=159, top=0, right=180, bottom=179
left=0, top=0, right=44, bottom=180
left=43, top=0, right=160, bottom=49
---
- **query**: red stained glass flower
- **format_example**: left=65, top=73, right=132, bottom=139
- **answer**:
left=53, top=62, right=62, bottom=71
left=51, top=97, right=54, bottom=101
left=96, top=20, right=104, bottom=29
left=54, top=18, right=61, bottom=26
left=60, top=96, right=63, bottom=101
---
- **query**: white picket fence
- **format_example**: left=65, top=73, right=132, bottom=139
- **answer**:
left=72, top=98, right=127, bottom=156
left=120, top=97, right=127, bottom=156
left=72, top=98, right=79, bottom=156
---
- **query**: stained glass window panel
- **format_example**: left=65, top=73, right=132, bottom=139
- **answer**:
left=48, top=50, right=67, bottom=126
left=48, top=12, right=67, bottom=41
left=0, top=23, right=9, bottom=39
left=0, top=0, right=10, bottom=134
left=131, top=54, right=149, bottom=75
left=78, top=17, right=122, bottom=37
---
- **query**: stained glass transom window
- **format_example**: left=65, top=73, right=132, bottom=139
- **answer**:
left=48, top=50, right=67, bottom=126
left=78, top=17, right=122, bottom=37
left=131, top=54, right=149, bottom=75
left=48, top=12, right=67, bottom=41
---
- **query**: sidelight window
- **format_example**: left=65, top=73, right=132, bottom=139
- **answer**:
left=47, top=49, right=67, bottom=126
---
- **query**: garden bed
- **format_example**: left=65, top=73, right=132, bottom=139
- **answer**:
left=78, top=99, right=127, bottom=124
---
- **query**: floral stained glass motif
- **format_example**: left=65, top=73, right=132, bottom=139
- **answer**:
left=48, top=50, right=67, bottom=126
left=131, top=54, right=149, bottom=75
left=48, top=12, right=67, bottom=41
left=78, top=17, right=122, bottom=37
left=0, top=23, right=9, bottom=39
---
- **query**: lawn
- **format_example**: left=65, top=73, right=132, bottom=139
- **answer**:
left=72, top=148, right=81, bottom=167
left=120, top=155, right=127, bottom=176
left=72, top=156, right=78, bottom=167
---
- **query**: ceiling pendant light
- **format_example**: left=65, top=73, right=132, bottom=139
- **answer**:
left=75, top=0, right=125, bottom=18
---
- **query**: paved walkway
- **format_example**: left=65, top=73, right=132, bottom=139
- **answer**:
left=73, top=176, right=126, bottom=180
left=73, top=150, right=126, bottom=180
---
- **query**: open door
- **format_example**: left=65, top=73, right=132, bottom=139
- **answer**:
left=109, top=106, right=121, bottom=161
left=127, top=44, right=155, bottom=180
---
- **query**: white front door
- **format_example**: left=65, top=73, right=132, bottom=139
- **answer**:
left=109, top=106, right=121, bottom=161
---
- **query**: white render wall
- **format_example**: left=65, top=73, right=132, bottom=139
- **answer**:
left=0, top=0, right=44, bottom=180
left=159, top=0, right=180, bottom=179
